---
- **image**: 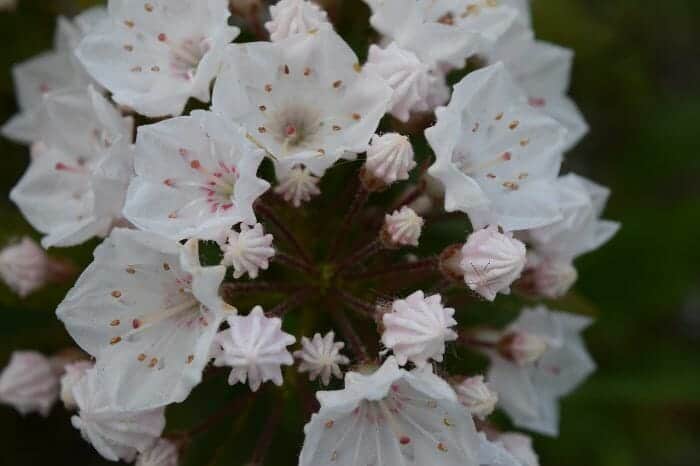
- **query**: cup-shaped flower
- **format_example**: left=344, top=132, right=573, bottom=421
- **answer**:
left=294, top=332, right=350, bottom=386
left=77, top=0, right=240, bottom=117
left=2, top=8, right=106, bottom=143
left=426, top=63, right=567, bottom=232
left=487, top=306, right=595, bottom=436
left=57, top=229, right=234, bottom=410
left=212, top=27, right=392, bottom=175
left=0, top=351, right=60, bottom=416
left=461, top=225, right=527, bottom=301
left=10, top=87, right=134, bottom=248
left=265, top=0, right=330, bottom=42
left=382, top=291, right=458, bottom=367
left=123, top=110, right=269, bottom=241
left=71, top=369, right=165, bottom=462
left=212, top=307, right=296, bottom=391
left=300, top=357, right=480, bottom=466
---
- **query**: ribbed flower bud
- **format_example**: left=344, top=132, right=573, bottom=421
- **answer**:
left=265, top=0, right=329, bottom=42
left=518, top=252, right=578, bottom=299
left=0, top=351, right=60, bottom=416
left=454, top=375, right=498, bottom=419
left=361, top=133, right=416, bottom=190
left=498, top=331, right=549, bottom=366
left=381, top=207, right=424, bottom=248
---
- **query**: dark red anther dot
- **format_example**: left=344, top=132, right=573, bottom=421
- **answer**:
left=529, top=97, right=546, bottom=107
left=132, top=319, right=142, bottom=329
left=502, top=152, right=512, bottom=161
left=190, top=160, right=201, bottom=169
left=158, top=33, right=167, bottom=42
left=285, top=124, right=297, bottom=137
left=400, top=436, right=411, bottom=445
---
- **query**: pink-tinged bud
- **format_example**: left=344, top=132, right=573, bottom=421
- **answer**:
left=454, top=375, right=498, bottom=419
left=0, top=351, right=60, bottom=416
left=460, top=225, right=526, bottom=301
left=135, top=438, right=179, bottom=466
left=517, top=252, right=578, bottom=299
left=498, top=432, right=540, bottom=466
left=439, top=243, right=465, bottom=281
left=60, top=361, right=94, bottom=410
left=0, top=237, right=49, bottom=298
left=381, top=207, right=424, bottom=247
left=498, top=331, right=549, bottom=366
left=362, top=133, right=416, bottom=190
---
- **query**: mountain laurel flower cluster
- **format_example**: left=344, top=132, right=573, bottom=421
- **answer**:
left=1, top=1, right=619, bottom=465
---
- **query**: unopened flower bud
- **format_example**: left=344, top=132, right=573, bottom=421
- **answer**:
left=498, top=432, right=540, bottom=466
left=439, top=243, right=465, bottom=281
left=274, top=165, right=321, bottom=207
left=517, top=252, right=578, bottom=299
left=362, top=133, right=416, bottom=190
left=454, top=375, right=498, bottom=419
left=461, top=225, right=526, bottom=301
left=0, top=351, right=60, bottom=416
left=222, top=223, right=275, bottom=279
left=135, top=438, right=179, bottom=466
left=498, top=331, right=548, bottom=366
left=381, top=207, right=424, bottom=247
left=265, top=0, right=330, bottom=42
left=60, top=361, right=93, bottom=410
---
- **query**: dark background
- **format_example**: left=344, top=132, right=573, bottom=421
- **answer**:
left=1, top=1, right=699, bottom=465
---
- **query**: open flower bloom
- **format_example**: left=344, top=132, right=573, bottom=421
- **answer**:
left=212, top=26, right=392, bottom=175
left=265, top=0, right=330, bottom=42
left=363, top=0, right=518, bottom=68
left=487, top=306, right=595, bottom=436
left=10, top=87, right=134, bottom=248
left=426, top=63, right=567, bottom=232
left=491, top=23, right=588, bottom=151
left=123, top=110, right=269, bottom=241
left=71, top=369, right=166, bottom=462
left=212, top=307, right=296, bottom=391
left=77, top=0, right=240, bottom=117
left=522, top=174, right=620, bottom=261
left=56, top=229, right=234, bottom=410
left=300, top=357, right=480, bottom=466
left=2, top=7, right=106, bottom=144
left=0, top=351, right=60, bottom=416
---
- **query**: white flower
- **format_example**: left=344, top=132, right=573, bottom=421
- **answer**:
left=487, top=306, right=596, bottom=436
left=265, top=0, right=330, bottom=42
left=522, top=174, right=620, bottom=261
left=498, top=433, right=539, bottom=466
left=123, top=110, right=269, bottom=241
left=426, top=63, right=567, bottom=232
left=56, top=229, right=234, bottom=410
left=213, top=27, right=392, bottom=175
left=382, top=290, right=458, bottom=367
left=136, top=438, right=179, bottom=466
left=212, top=307, right=296, bottom=391
left=0, top=237, right=49, bottom=297
left=491, top=24, right=587, bottom=151
left=461, top=225, right=527, bottom=301
left=222, top=223, right=275, bottom=279
left=10, top=87, right=134, bottom=248
left=455, top=375, right=498, bottom=419
left=381, top=207, right=424, bottom=247
left=365, top=132, right=416, bottom=185
left=0, top=351, right=59, bottom=416
left=1, top=8, right=106, bottom=144
left=520, top=252, right=578, bottom=299
left=274, top=164, right=321, bottom=207
left=300, top=357, right=480, bottom=466
left=477, top=433, right=521, bottom=466
left=71, top=370, right=165, bottom=462
left=60, top=360, right=93, bottom=410
left=364, top=43, right=436, bottom=122
left=364, top=0, right=517, bottom=67
left=77, top=0, right=240, bottom=117
left=294, top=332, right=350, bottom=385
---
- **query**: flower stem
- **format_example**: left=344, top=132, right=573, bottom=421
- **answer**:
left=266, top=288, right=313, bottom=318
left=344, top=257, right=439, bottom=282
left=186, top=391, right=258, bottom=437
left=335, top=239, right=383, bottom=274
left=336, top=288, right=378, bottom=320
left=274, top=251, right=317, bottom=276
left=328, top=184, right=370, bottom=260
left=248, top=396, right=285, bottom=466
left=330, top=306, right=370, bottom=363
left=221, top=281, right=299, bottom=299
left=255, top=201, right=314, bottom=266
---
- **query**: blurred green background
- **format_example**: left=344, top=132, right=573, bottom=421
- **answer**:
left=1, top=0, right=699, bottom=465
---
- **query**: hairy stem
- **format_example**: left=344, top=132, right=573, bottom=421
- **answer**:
left=328, top=184, right=370, bottom=260
left=255, top=201, right=314, bottom=266
left=344, top=257, right=439, bottom=282
left=330, top=306, right=370, bottom=363
left=266, top=287, right=314, bottom=318
left=335, top=238, right=383, bottom=274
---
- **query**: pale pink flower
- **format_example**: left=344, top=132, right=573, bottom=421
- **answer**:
left=265, top=0, right=330, bottom=42
left=461, top=225, right=527, bottom=301
left=365, top=132, right=416, bottom=185
left=381, top=207, right=424, bottom=247
left=0, top=237, right=49, bottom=297
left=382, top=290, right=458, bottom=367
left=212, top=307, right=296, bottom=391
left=294, top=332, right=349, bottom=386
left=0, top=351, right=60, bottom=416
left=455, top=375, right=499, bottom=419
left=222, top=223, right=275, bottom=279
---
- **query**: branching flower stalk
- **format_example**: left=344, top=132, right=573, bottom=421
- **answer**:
left=0, top=1, right=620, bottom=466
